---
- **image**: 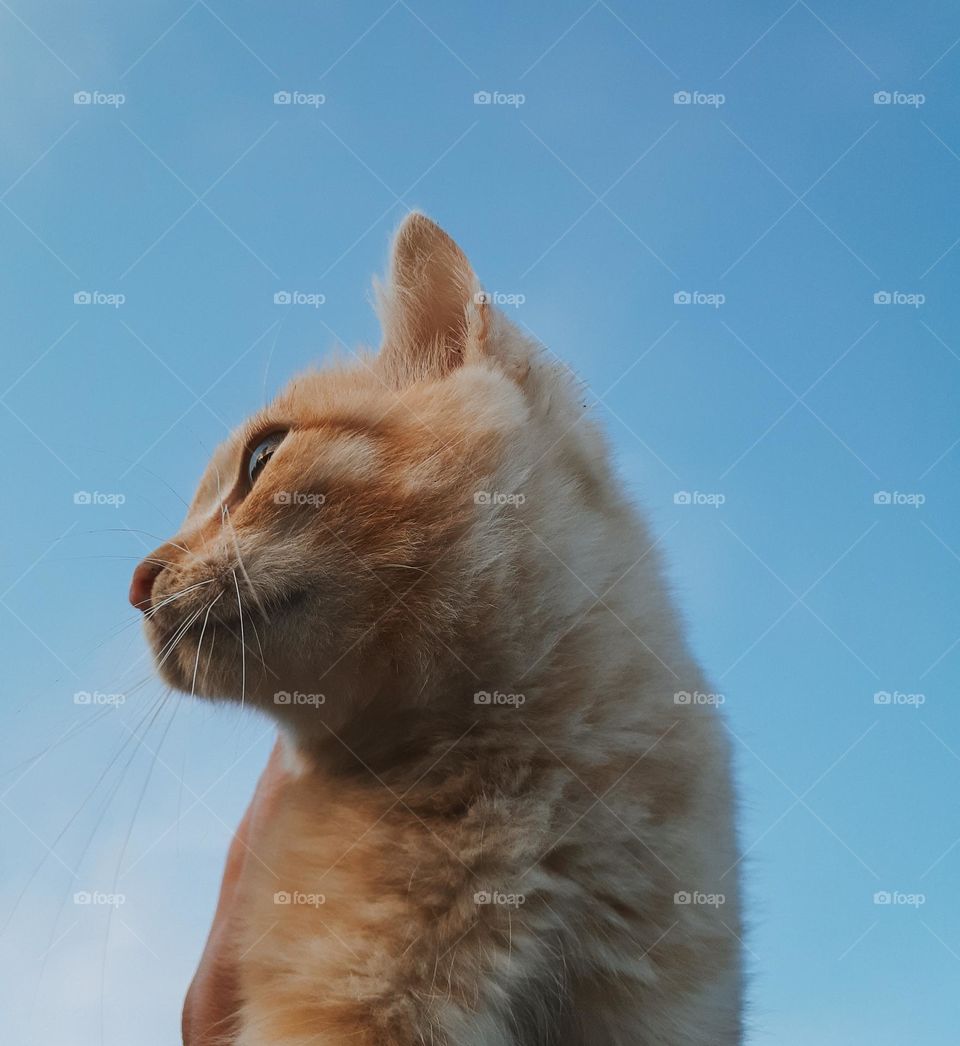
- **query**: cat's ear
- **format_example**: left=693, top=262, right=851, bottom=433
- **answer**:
left=375, top=213, right=489, bottom=384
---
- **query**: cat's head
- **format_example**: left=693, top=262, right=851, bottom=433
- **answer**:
left=131, top=215, right=588, bottom=729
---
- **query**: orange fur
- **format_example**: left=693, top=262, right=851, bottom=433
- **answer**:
left=141, top=215, right=742, bottom=1044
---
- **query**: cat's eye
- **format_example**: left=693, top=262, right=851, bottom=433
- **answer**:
left=247, top=431, right=287, bottom=485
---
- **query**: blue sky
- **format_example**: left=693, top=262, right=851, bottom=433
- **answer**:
left=1, top=2, right=959, bottom=1043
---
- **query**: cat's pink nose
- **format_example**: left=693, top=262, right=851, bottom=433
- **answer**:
left=129, top=560, right=163, bottom=611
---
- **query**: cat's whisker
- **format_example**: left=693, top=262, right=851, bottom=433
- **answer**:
left=143, top=581, right=213, bottom=610
left=89, top=614, right=156, bottom=652
left=1, top=670, right=166, bottom=791
left=77, top=450, right=191, bottom=511
left=113, top=694, right=177, bottom=885
left=219, top=511, right=270, bottom=674
left=156, top=607, right=208, bottom=672
left=25, top=689, right=169, bottom=1004
left=50, top=555, right=169, bottom=565
left=144, top=578, right=216, bottom=619
left=146, top=615, right=198, bottom=672
left=219, top=597, right=268, bottom=676
left=223, top=503, right=269, bottom=621
left=1, top=700, right=157, bottom=934
left=191, top=592, right=223, bottom=698
left=100, top=694, right=177, bottom=1044
left=262, top=307, right=288, bottom=405
left=246, top=614, right=268, bottom=673
left=152, top=604, right=208, bottom=674
left=214, top=466, right=228, bottom=528
left=82, top=528, right=192, bottom=555
left=382, top=563, right=431, bottom=575
left=203, top=616, right=218, bottom=692
left=0, top=705, right=113, bottom=781
left=104, top=671, right=168, bottom=706
left=94, top=577, right=214, bottom=656
left=105, top=631, right=188, bottom=693
left=232, top=569, right=247, bottom=712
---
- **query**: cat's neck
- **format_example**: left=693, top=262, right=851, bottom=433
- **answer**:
left=276, top=649, right=509, bottom=755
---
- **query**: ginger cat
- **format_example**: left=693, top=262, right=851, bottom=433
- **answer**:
left=135, top=214, right=743, bottom=1044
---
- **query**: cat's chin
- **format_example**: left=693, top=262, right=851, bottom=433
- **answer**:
left=149, top=624, right=341, bottom=720
left=158, top=657, right=357, bottom=740
left=144, top=585, right=313, bottom=699
left=151, top=645, right=233, bottom=700
left=146, top=619, right=274, bottom=703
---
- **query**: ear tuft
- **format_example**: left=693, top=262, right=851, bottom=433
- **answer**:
left=376, top=213, right=487, bottom=384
